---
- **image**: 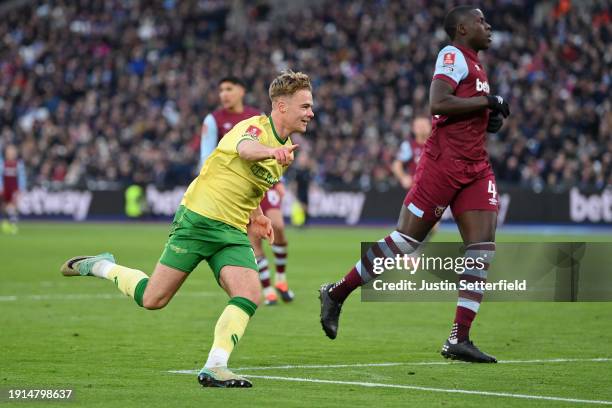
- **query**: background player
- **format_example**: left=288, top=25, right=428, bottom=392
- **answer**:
left=292, top=150, right=313, bottom=226
left=320, top=6, right=510, bottom=363
left=200, top=77, right=294, bottom=306
left=248, top=181, right=295, bottom=305
left=0, top=144, right=26, bottom=235
left=61, top=71, right=314, bottom=388
left=391, top=115, right=430, bottom=191
left=199, top=77, right=261, bottom=169
left=391, top=115, right=439, bottom=239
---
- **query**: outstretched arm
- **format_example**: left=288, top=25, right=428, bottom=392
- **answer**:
left=237, top=140, right=299, bottom=166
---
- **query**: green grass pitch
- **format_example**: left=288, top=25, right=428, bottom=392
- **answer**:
left=1, top=223, right=611, bottom=407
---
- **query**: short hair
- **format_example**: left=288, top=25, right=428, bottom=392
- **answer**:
left=218, top=76, right=245, bottom=88
left=444, top=5, right=477, bottom=40
left=268, top=70, right=312, bottom=102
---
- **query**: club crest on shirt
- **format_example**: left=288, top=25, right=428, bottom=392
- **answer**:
left=443, top=52, right=456, bottom=66
left=244, top=125, right=262, bottom=139
left=434, top=206, right=447, bottom=218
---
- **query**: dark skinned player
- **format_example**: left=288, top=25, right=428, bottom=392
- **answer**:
left=319, top=5, right=510, bottom=363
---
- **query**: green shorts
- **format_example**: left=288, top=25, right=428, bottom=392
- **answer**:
left=158, top=205, right=257, bottom=283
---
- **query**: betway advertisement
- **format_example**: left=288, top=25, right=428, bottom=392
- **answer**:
left=15, top=185, right=611, bottom=225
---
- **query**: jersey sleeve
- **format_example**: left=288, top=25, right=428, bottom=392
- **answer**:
left=199, top=114, right=218, bottom=168
left=218, top=123, right=264, bottom=155
left=396, top=140, right=413, bottom=163
left=17, top=160, right=26, bottom=191
left=432, top=46, right=469, bottom=91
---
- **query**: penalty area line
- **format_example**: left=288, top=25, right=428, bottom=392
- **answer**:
left=243, top=374, right=612, bottom=405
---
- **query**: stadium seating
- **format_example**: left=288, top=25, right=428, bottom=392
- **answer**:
left=0, top=0, right=609, bottom=191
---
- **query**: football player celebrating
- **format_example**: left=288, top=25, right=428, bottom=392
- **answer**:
left=62, top=71, right=313, bottom=387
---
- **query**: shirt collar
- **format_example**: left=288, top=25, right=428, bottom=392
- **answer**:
left=268, top=116, right=287, bottom=145
left=453, top=43, right=479, bottom=61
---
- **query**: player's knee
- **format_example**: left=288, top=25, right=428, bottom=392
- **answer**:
left=243, top=285, right=262, bottom=306
left=250, top=294, right=261, bottom=307
left=236, top=285, right=261, bottom=307
left=142, top=293, right=170, bottom=310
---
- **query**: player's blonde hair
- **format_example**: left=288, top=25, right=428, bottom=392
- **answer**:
left=268, top=70, right=312, bottom=102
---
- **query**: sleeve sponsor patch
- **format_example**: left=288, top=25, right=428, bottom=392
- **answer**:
left=243, top=125, right=262, bottom=139
left=443, top=52, right=456, bottom=66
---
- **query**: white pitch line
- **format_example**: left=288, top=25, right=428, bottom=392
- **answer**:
left=167, top=357, right=612, bottom=374
left=0, top=291, right=218, bottom=302
left=244, top=374, right=612, bottom=405
left=237, top=362, right=407, bottom=371
left=498, top=358, right=612, bottom=364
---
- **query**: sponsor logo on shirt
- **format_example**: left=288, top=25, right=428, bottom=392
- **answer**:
left=250, top=164, right=280, bottom=185
left=476, top=78, right=490, bottom=93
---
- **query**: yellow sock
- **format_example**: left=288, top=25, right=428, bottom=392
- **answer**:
left=204, top=297, right=257, bottom=368
left=106, top=265, right=149, bottom=306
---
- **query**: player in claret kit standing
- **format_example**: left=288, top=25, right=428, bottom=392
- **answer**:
left=199, top=77, right=261, bottom=169
left=391, top=115, right=430, bottom=192
left=61, top=71, right=314, bottom=388
left=0, top=145, right=26, bottom=235
left=200, top=77, right=294, bottom=306
left=392, top=115, right=439, bottom=239
left=320, top=6, right=510, bottom=363
left=249, top=181, right=295, bottom=306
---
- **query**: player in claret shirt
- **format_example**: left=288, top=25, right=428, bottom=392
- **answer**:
left=320, top=6, right=510, bottom=363
left=199, top=77, right=261, bottom=169
left=0, top=144, right=26, bottom=235
left=61, top=71, right=314, bottom=388
left=391, top=115, right=430, bottom=191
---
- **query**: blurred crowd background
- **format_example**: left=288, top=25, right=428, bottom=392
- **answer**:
left=0, top=0, right=609, bottom=192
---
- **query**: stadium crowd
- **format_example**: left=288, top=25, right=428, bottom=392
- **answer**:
left=0, top=0, right=609, bottom=192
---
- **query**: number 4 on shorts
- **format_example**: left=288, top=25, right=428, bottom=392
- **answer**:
left=487, top=180, right=497, bottom=199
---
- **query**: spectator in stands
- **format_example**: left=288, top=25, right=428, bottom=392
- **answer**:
left=0, top=0, right=609, bottom=192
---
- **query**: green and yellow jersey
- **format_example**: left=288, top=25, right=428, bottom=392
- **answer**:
left=181, top=115, right=291, bottom=232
